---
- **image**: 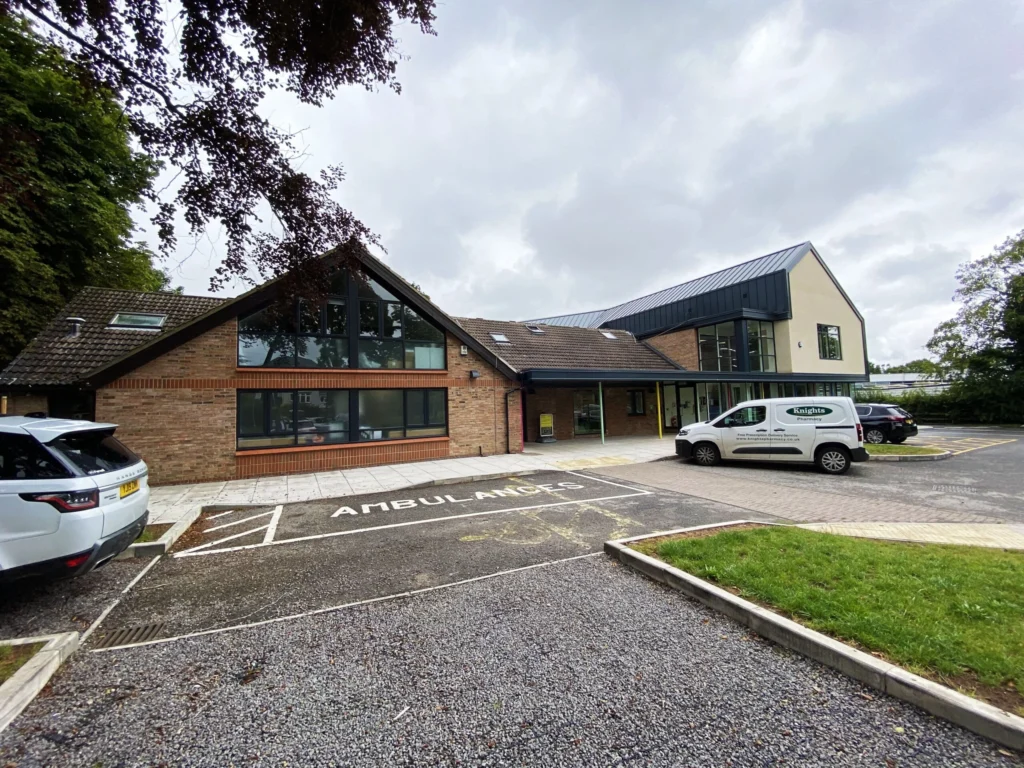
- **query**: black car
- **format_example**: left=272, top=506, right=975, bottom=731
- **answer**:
left=855, top=403, right=919, bottom=444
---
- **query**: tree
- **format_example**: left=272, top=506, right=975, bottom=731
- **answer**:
left=928, top=230, right=1024, bottom=375
left=1, top=0, right=437, bottom=302
left=924, top=231, right=1024, bottom=423
left=884, top=359, right=941, bottom=375
left=0, top=15, right=168, bottom=368
left=868, top=361, right=883, bottom=374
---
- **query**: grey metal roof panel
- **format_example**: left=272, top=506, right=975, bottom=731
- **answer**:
left=600, top=242, right=809, bottom=324
left=524, top=310, right=608, bottom=328
left=525, top=242, right=810, bottom=330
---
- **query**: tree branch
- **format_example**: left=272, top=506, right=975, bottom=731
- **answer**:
left=21, top=1, right=185, bottom=116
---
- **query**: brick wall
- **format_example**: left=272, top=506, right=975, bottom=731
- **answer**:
left=446, top=338, right=521, bottom=457
left=524, top=386, right=658, bottom=442
left=646, top=328, right=698, bottom=369
left=96, top=326, right=520, bottom=484
left=1, top=393, right=48, bottom=416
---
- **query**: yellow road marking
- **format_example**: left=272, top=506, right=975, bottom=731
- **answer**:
left=912, top=437, right=1018, bottom=455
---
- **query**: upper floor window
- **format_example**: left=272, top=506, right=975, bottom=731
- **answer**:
left=698, top=322, right=738, bottom=372
left=747, top=320, right=776, bottom=372
left=237, top=271, right=445, bottom=370
left=817, top=324, right=842, bottom=360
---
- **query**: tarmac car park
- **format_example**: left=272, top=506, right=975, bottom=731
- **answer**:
left=2, top=430, right=1023, bottom=766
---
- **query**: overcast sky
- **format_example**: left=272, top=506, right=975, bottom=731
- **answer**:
left=151, top=0, right=1024, bottom=365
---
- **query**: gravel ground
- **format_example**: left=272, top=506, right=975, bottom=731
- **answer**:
left=1, top=556, right=1018, bottom=767
left=0, top=558, right=148, bottom=639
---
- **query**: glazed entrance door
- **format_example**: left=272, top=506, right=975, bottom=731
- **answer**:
left=573, top=390, right=602, bottom=435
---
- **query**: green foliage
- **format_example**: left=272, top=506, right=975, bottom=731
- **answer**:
left=642, top=527, right=1024, bottom=700
left=869, top=359, right=940, bottom=374
left=0, top=15, right=167, bottom=368
left=928, top=230, right=1024, bottom=374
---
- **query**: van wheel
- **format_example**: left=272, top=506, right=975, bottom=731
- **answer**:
left=817, top=446, right=851, bottom=475
left=864, top=428, right=886, bottom=444
left=692, top=442, right=721, bottom=467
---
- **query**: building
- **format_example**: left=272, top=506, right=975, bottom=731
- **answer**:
left=856, top=373, right=951, bottom=396
left=1, top=241, right=868, bottom=484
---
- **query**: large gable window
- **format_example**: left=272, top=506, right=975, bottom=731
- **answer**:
left=237, top=272, right=445, bottom=370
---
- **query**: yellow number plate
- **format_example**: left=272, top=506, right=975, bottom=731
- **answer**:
left=119, top=479, right=140, bottom=498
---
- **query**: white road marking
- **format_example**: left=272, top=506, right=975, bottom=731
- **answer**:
left=82, top=555, right=162, bottom=644
left=206, top=510, right=276, bottom=532
left=263, top=505, right=283, bottom=544
left=177, top=524, right=271, bottom=555
left=174, top=489, right=652, bottom=559
left=206, top=509, right=239, bottom=521
left=565, top=470, right=651, bottom=493
left=91, top=552, right=603, bottom=653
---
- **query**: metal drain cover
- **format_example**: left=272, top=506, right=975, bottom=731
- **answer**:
left=93, top=622, right=167, bottom=649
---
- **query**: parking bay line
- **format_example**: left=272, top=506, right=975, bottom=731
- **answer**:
left=175, top=489, right=652, bottom=558
left=91, top=551, right=604, bottom=653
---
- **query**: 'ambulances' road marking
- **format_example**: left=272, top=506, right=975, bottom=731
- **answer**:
left=174, top=473, right=651, bottom=559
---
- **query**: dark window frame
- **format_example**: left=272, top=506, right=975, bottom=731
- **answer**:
left=746, top=320, right=776, bottom=372
left=626, top=390, right=645, bottom=416
left=238, top=271, right=447, bottom=371
left=817, top=324, right=842, bottom=360
left=697, top=322, right=739, bottom=372
left=235, top=388, right=449, bottom=450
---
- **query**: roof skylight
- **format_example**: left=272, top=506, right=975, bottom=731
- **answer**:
left=601, top=331, right=617, bottom=339
left=490, top=332, right=511, bottom=344
left=524, top=324, right=544, bottom=334
left=109, top=312, right=167, bottom=330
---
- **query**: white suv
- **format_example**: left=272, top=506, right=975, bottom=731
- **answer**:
left=675, top=396, right=868, bottom=474
left=0, top=416, right=149, bottom=582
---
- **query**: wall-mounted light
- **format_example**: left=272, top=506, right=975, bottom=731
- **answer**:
left=469, top=369, right=481, bottom=379
left=460, top=345, right=468, bottom=356
left=797, top=341, right=803, bottom=348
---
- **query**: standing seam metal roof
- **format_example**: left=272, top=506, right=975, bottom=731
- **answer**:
left=527, top=242, right=811, bottom=328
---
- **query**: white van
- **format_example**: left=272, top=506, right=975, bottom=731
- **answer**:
left=675, top=397, right=868, bottom=474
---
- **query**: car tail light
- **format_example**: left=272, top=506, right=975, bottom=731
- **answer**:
left=856, top=423, right=864, bottom=442
left=19, top=489, right=99, bottom=512
left=886, top=415, right=905, bottom=422
left=65, top=553, right=91, bottom=568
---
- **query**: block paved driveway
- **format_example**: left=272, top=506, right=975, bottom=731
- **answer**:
left=2, top=465, right=1021, bottom=766
left=598, top=427, right=1024, bottom=525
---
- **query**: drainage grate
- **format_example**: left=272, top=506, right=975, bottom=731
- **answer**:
left=92, top=622, right=167, bottom=649
left=932, top=485, right=978, bottom=494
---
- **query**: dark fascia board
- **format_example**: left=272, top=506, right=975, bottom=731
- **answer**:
left=83, top=245, right=520, bottom=387
left=633, top=307, right=788, bottom=340
left=523, top=369, right=868, bottom=385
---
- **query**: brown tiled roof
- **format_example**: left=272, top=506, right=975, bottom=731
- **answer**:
left=454, top=317, right=681, bottom=372
left=1, top=287, right=228, bottom=387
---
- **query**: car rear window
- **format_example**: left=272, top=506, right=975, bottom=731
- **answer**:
left=46, top=430, right=140, bottom=475
left=0, top=434, right=71, bottom=480
left=855, top=406, right=870, bottom=416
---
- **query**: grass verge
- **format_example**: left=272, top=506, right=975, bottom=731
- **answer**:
left=135, top=523, right=173, bottom=544
left=866, top=444, right=945, bottom=456
left=0, top=642, right=45, bottom=685
left=635, top=526, right=1024, bottom=714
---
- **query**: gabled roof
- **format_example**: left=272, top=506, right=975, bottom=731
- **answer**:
left=1, top=245, right=520, bottom=389
left=529, top=242, right=812, bottom=328
left=0, top=288, right=227, bottom=388
left=455, top=318, right=680, bottom=373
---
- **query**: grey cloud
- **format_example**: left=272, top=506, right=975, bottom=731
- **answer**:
left=159, top=0, right=1024, bottom=365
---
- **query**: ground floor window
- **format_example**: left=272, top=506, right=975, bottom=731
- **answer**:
left=237, top=388, right=447, bottom=449
left=674, top=380, right=855, bottom=422
left=626, top=390, right=645, bottom=415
